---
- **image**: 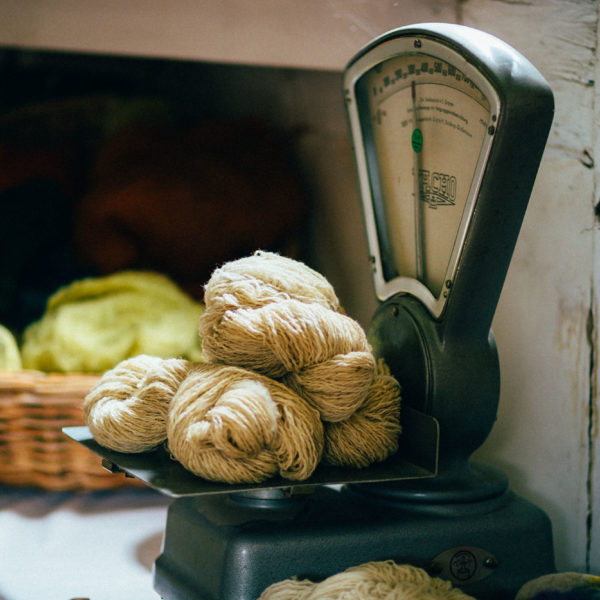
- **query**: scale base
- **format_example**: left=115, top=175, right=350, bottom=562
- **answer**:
left=153, top=480, right=555, bottom=600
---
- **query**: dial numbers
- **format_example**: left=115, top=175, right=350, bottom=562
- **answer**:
left=358, top=53, right=491, bottom=298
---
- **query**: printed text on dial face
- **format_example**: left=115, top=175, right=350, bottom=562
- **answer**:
left=417, top=168, right=457, bottom=208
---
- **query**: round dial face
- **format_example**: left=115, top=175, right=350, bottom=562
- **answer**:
left=349, top=40, right=500, bottom=316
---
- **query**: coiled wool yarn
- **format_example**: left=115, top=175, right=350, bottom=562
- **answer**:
left=201, top=251, right=341, bottom=318
left=84, top=251, right=402, bottom=482
left=83, top=354, right=192, bottom=453
left=515, top=572, right=600, bottom=600
left=258, top=561, right=475, bottom=600
left=323, top=362, right=401, bottom=468
left=198, top=252, right=377, bottom=422
left=166, top=363, right=324, bottom=484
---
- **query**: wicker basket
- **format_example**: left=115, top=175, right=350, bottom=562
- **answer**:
left=0, top=370, right=141, bottom=491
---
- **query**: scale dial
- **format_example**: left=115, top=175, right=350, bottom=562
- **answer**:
left=346, top=33, right=500, bottom=317
left=345, top=23, right=553, bottom=468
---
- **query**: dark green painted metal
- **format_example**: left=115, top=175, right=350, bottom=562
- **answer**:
left=347, top=22, right=554, bottom=498
left=154, top=484, right=555, bottom=600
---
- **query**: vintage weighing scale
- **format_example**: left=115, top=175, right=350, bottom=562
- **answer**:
left=65, top=22, right=555, bottom=600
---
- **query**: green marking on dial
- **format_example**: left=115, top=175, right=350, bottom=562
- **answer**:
left=411, top=128, right=423, bottom=153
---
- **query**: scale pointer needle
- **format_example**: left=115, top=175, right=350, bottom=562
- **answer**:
left=412, top=80, right=425, bottom=283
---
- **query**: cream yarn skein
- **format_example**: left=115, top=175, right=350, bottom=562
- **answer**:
left=83, top=354, right=191, bottom=453
left=199, top=252, right=376, bottom=422
left=201, top=250, right=341, bottom=318
left=206, top=299, right=375, bottom=421
left=84, top=251, right=402, bottom=482
left=323, top=364, right=402, bottom=468
left=167, top=363, right=324, bottom=484
left=258, top=561, right=476, bottom=600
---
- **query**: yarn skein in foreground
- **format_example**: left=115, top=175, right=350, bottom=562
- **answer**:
left=258, top=561, right=475, bottom=600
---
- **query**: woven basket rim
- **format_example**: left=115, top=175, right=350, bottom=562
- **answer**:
left=0, top=369, right=140, bottom=490
left=0, top=370, right=100, bottom=393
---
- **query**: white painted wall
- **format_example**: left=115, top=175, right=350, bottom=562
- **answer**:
left=462, top=0, right=598, bottom=573
left=0, top=0, right=598, bottom=575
